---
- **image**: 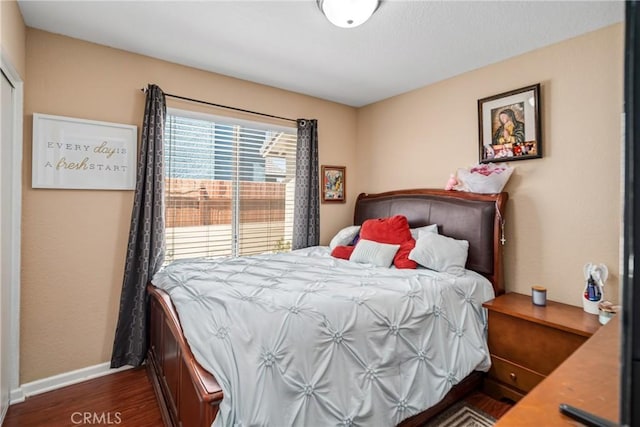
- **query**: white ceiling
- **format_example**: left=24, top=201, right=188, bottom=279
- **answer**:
left=18, top=0, right=624, bottom=107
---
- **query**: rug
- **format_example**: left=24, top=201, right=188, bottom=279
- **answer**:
left=424, top=401, right=496, bottom=427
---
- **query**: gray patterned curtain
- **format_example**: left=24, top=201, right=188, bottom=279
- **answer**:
left=292, top=119, right=320, bottom=250
left=111, top=84, right=166, bottom=368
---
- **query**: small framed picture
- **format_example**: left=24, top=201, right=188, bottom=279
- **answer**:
left=478, top=83, right=542, bottom=163
left=321, top=165, right=346, bottom=203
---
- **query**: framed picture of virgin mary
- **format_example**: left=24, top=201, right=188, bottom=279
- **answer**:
left=478, top=83, right=542, bottom=163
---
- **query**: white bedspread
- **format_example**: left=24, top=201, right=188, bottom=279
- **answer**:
left=152, top=246, right=495, bottom=427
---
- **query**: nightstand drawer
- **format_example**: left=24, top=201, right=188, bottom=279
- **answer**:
left=489, top=355, right=545, bottom=393
left=487, top=311, right=588, bottom=375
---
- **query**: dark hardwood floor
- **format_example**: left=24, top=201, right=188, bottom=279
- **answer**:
left=4, top=368, right=163, bottom=427
left=464, top=390, right=513, bottom=419
left=3, top=368, right=511, bottom=426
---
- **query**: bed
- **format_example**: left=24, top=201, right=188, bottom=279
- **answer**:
left=146, top=188, right=508, bottom=427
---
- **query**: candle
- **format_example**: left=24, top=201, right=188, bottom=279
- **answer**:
left=532, top=285, right=547, bottom=306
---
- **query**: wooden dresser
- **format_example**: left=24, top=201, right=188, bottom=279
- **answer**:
left=483, top=292, right=601, bottom=401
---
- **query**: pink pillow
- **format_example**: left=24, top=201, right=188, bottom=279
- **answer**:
left=360, top=215, right=417, bottom=269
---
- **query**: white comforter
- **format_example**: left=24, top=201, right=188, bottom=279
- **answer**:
left=152, top=247, right=495, bottom=427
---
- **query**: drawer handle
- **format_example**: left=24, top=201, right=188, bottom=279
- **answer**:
left=509, top=372, right=517, bottom=382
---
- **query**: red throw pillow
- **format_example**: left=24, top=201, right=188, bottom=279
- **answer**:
left=360, top=215, right=417, bottom=269
left=394, top=240, right=417, bottom=269
left=331, top=245, right=355, bottom=260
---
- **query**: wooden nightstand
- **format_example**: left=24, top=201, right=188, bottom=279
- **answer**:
left=482, top=292, right=601, bottom=402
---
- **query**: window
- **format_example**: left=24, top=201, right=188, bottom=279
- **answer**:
left=164, top=110, right=297, bottom=262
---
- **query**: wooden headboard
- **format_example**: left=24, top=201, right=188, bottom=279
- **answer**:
left=354, top=189, right=508, bottom=295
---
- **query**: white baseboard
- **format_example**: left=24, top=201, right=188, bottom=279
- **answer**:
left=9, top=387, right=25, bottom=404
left=9, top=362, right=133, bottom=405
left=0, top=402, right=7, bottom=426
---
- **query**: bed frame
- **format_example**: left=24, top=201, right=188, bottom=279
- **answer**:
left=147, top=188, right=508, bottom=427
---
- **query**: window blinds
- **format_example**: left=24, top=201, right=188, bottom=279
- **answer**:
left=164, top=111, right=297, bottom=262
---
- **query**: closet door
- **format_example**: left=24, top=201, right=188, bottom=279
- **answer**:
left=0, top=68, right=15, bottom=421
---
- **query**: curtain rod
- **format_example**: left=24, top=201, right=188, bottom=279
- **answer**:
left=140, top=88, right=297, bottom=123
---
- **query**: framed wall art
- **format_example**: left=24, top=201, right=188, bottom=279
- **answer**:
left=321, top=165, right=346, bottom=203
left=478, top=83, right=542, bottom=163
left=32, top=113, right=137, bottom=190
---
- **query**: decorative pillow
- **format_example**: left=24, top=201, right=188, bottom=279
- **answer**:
left=329, top=225, right=361, bottom=250
left=350, top=239, right=400, bottom=268
left=394, top=241, right=418, bottom=269
left=360, top=215, right=417, bottom=269
left=409, top=232, right=469, bottom=275
left=331, top=245, right=356, bottom=260
left=410, top=224, right=439, bottom=240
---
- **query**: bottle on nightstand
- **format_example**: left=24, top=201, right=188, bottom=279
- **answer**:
left=583, top=263, right=607, bottom=315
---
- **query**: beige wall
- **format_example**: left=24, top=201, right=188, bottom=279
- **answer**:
left=22, top=29, right=357, bottom=383
left=1, top=0, right=26, bottom=78
left=356, top=24, right=624, bottom=307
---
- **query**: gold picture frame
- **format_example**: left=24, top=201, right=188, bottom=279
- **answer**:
left=321, top=165, right=346, bottom=203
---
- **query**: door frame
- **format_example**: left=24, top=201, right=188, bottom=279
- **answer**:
left=0, top=51, right=23, bottom=406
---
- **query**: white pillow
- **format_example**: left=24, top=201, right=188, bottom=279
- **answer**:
left=329, top=225, right=361, bottom=250
left=350, top=239, right=400, bottom=268
left=408, top=232, right=469, bottom=275
left=410, top=224, right=439, bottom=240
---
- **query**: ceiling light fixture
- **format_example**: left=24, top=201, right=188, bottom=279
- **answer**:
left=317, top=0, right=380, bottom=29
